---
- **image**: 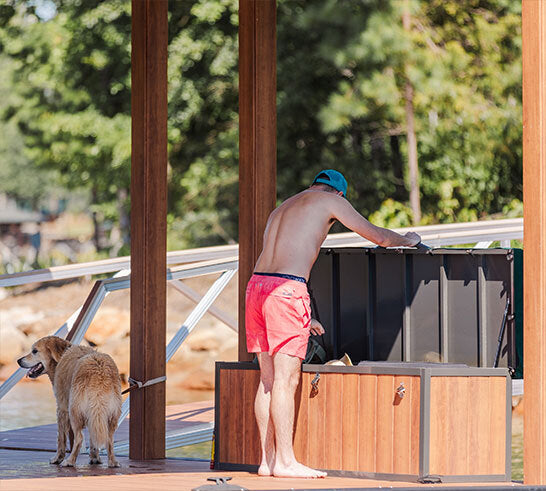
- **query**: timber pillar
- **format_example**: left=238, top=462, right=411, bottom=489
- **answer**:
left=238, top=0, right=277, bottom=361
left=130, top=0, right=168, bottom=460
left=522, top=0, right=546, bottom=484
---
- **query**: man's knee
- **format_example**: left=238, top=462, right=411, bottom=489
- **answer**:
left=274, top=368, right=300, bottom=390
left=288, top=368, right=301, bottom=388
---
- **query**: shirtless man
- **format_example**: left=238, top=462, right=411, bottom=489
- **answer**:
left=245, top=169, right=421, bottom=478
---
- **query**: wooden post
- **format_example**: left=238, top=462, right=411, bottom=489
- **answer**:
left=238, top=0, right=277, bottom=361
left=522, top=0, right=546, bottom=484
left=130, top=0, right=168, bottom=460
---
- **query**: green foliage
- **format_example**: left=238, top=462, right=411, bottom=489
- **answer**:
left=0, top=0, right=131, bottom=252
left=368, top=199, right=413, bottom=228
left=0, top=54, right=64, bottom=206
left=294, top=0, right=522, bottom=223
left=0, top=0, right=523, bottom=251
left=167, top=0, right=239, bottom=247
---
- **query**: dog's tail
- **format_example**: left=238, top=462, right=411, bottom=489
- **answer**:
left=73, top=353, right=122, bottom=450
left=87, top=404, right=110, bottom=449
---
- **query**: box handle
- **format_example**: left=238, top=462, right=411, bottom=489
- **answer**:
left=310, top=372, right=320, bottom=398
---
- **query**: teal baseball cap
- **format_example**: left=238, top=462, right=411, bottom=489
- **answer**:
left=312, top=169, right=348, bottom=197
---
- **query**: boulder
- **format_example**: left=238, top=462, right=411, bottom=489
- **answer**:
left=0, top=325, right=29, bottom=365
left=1, top=306, right=44, bottom=329
left=85, top=307, right=130, bottom=346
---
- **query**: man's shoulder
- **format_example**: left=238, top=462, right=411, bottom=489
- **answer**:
left=278, top=190, right=349, bottom=216
left=294, top=189, right=344, bottom=202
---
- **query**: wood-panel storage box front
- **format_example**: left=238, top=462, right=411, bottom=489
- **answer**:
left=214, top=362, right=511, bottom=483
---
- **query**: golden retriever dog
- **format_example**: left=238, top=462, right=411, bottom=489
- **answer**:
left=17, top=336, right=122, bottom=467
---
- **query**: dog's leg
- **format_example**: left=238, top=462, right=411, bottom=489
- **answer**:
left=107, top=417, right=120, bottom=468
left=68, top=427, right=74, bottom=453
left=60, top=427, right=83, bottom=467
left=50, top=409, right=68, bottom=464
left=60, top=411, right=84, bottom=467
left=88, top=436, right=102, bottom=465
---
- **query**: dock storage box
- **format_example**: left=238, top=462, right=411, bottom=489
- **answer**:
left=308, top=247, right=522, bottom=373
left=215, top=362, right=511, bottom=483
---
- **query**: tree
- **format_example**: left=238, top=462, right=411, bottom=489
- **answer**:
left=0, top=0, right=523, bottom=252
left=0, top=0, right=132, bottom=252
left=309, top=0, right=521, bottom=224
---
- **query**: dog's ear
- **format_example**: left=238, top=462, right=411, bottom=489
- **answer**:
left=49, top=338, right=71, bottom=363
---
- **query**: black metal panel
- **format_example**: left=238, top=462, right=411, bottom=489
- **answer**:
left=409, top=254, right=442, bottom=362
left=307, top=247, right=520, bottom=371
left=338, top=251, right=369, bottom=362
left=445, top=254, right=479, bottom=366
left=372, top=251, right=405, bottom=361
left=308, top=251, right=335, bottom=360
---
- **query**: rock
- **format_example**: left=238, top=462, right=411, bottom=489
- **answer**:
left=0, top=325, right=29, bottom=365
left=85, top=307, right=130, bottom=346
left=19, top=314, right=66, bottom=338
left=176, top=368, right=215, bottom=391
left=188, top=336, right=221, bottom=352
left=0, top=306, right=44, bottom=329
left=0, top=362, right=18, bottom=381
left=99, top=337, right=130, bottom=377
left=185, top=322, right=238, bottom=353
left=0, top=276, right=241, bottom=404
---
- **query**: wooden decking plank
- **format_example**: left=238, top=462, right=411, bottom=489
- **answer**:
left=0, top=401, right=213, bottom=452
left=0, top=449, right=521, bottom=490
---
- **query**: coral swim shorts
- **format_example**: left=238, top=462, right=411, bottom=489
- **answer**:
left=245, top=272, right=311, bottom=360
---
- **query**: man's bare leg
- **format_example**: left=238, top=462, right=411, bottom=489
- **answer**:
left=255, top=352, right=276, bottom=476
left=270, top=352, right=327, bottom=478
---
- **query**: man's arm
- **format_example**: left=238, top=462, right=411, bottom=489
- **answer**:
left=331, top=196, right=421, bottom=247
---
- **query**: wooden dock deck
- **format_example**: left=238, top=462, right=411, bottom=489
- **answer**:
left=0, top=449, right=525, bottom=491
left=0, top=400, right=525, bottom=490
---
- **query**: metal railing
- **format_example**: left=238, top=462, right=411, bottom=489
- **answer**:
left=0, top=258, right=237, bottom=453
left=0, top=218, right=523, bottom=288
left=0, top=258, right=238, bottom=398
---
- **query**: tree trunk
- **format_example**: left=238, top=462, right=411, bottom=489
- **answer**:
left=118, top=187, right=130, bottom=248
left=403, top=1, right=421, bottom=225
left=390, top=135, right=406, bottom=201
left=91, top=187, right=102, bottom=252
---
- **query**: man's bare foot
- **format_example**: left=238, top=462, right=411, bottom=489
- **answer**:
left=273, top=461, right=327, bottom=478
left=258, top=455, right=275, bottom=476
left=258, top=462, right=273, bottom=476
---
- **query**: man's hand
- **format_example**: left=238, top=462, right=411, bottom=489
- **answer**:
left=310, top=318, right=325, bottom=336
left=404, top=231, right=421, bottom=247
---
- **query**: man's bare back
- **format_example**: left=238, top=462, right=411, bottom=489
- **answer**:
left=254, top=186, right=421, bottom=280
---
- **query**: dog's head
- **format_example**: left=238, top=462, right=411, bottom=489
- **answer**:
left=17, top=336, right=71, bottom=379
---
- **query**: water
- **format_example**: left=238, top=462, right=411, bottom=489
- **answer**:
left=0, top=382, right=57, bottom=431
